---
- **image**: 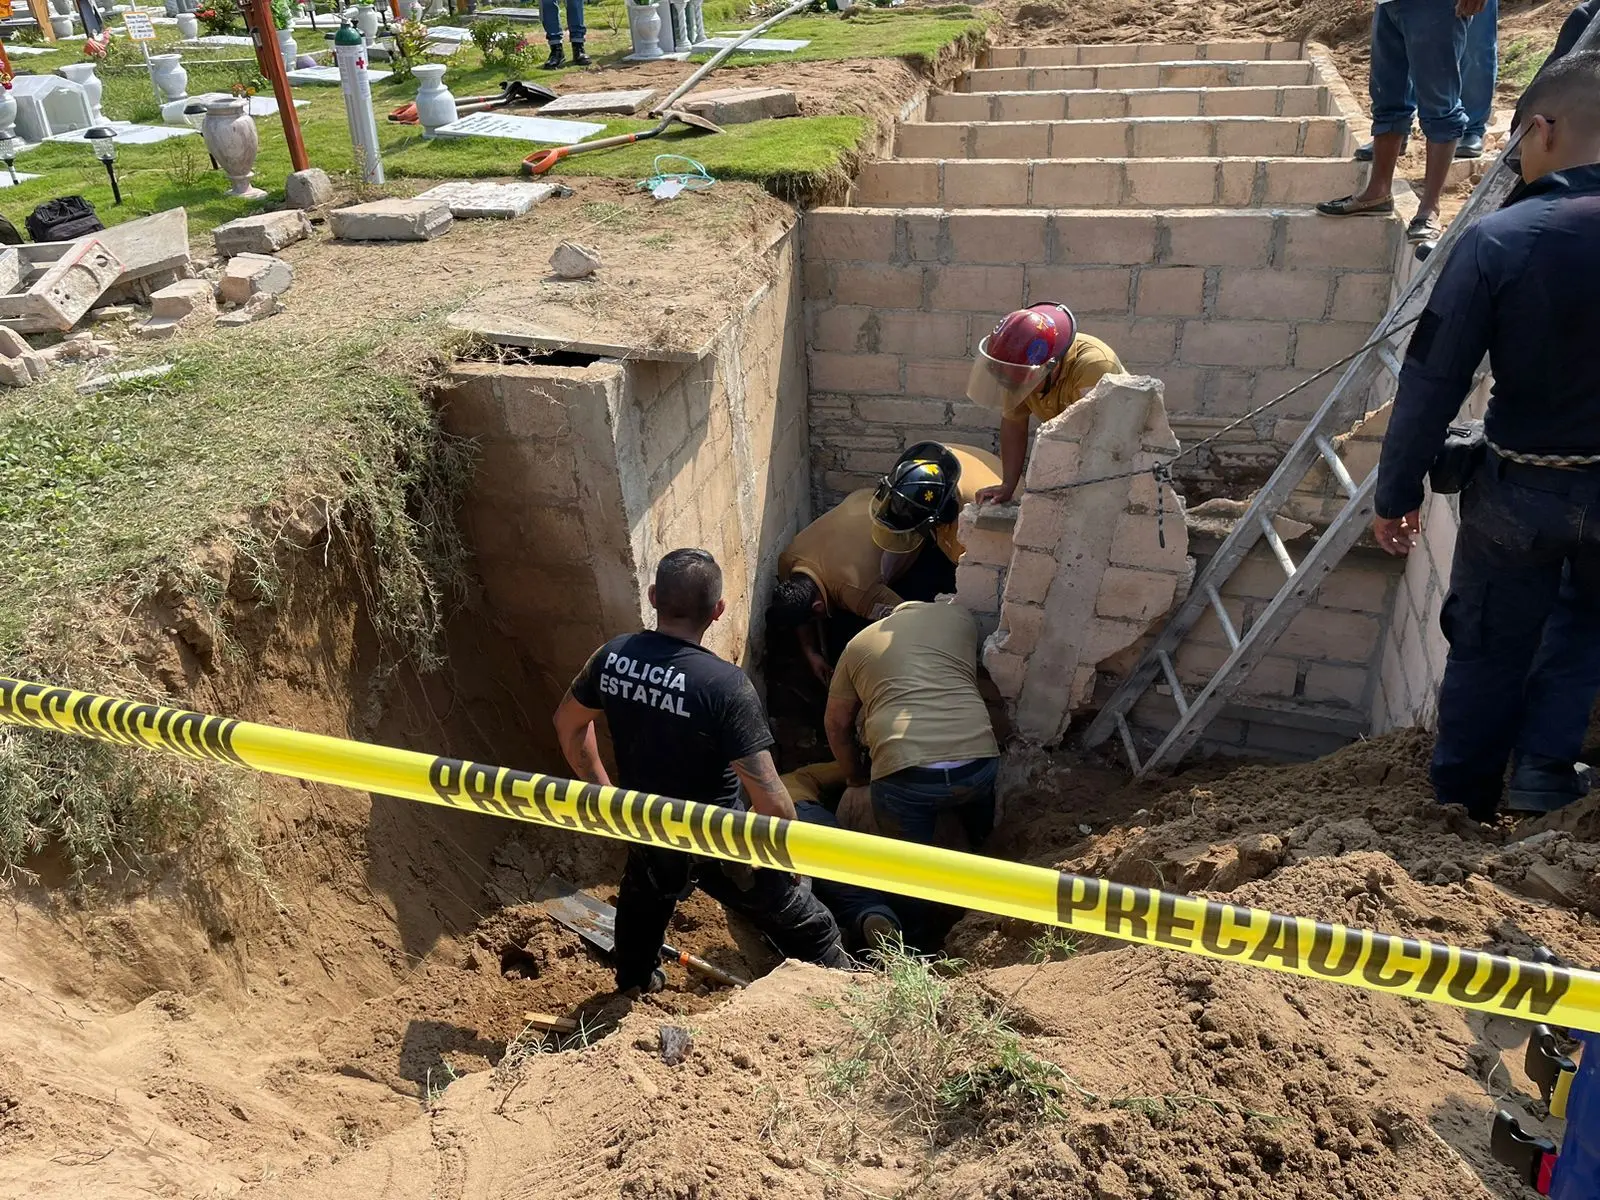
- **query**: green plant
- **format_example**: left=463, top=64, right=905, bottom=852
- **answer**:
left=470, top=15, right=513, bottom=57
left=230, top=69, right=269, bottom=97
left=271, top=0, right=295, bottom=29
left=1502, top=35, right=1552, bottom=91
left=196, top=0, right=241, bottom=35
left=388, top=18, right=432, bottom=81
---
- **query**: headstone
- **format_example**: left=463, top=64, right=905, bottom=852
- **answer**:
left=285, top=167, right=335, bottom=210
left=213, top=209, right=313, bottom=255
left=89, top=208, right=192, bottom=287
left=425, top=24, right=471, bottom=39
left=179, top=33, right=255, bottom=45
left=163, top=92, right=308, bottom=124
left=428, top=111, right=604, bottom=144
left=549, top=240, right=600, bottom=279
left=48, top=123, right=197, bottom=145
left=329, top=197, right=453, bottom=241
left=4, top=46, right=56, bottom=56
left=677, top=86, right=798, bottom=125
left=696, top=35, right=808, bottom=51
left=286, top=64, right=390, bottom=85
left=219, top=253, right=293, bottom=304
left=10, top=75, right=93, bottom=142
left=0, top=174, right=41, bottom=189
left=538, top=88, right=657, bottom=116
left=413, top=180, right=556, bottom=218
left=0, top=238, right=124, bottom=332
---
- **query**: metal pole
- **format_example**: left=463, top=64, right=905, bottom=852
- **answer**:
left=245, top=0, right=309, bottom=172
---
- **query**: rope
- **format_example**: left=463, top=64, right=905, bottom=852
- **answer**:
left=1488, top=439, right=1600, bottom=469
left=637, top=155, right=716, bottom=197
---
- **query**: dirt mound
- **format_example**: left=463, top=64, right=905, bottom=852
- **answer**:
left=991, top=0, right=1368, bottom=49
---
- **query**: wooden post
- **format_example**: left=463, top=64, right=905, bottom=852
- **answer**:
left=245, top=0, right=309, bottom=172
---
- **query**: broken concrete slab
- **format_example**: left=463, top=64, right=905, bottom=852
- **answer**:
left=550, top=241, right=601, bottom=279
left=0, top=238, right=124, bottom=333
left=40, top=331, right=116, bottom=363
left=330, top=198, right=453, bottom=242
left=0, top=325, right=48, bottom=386
left=539, top=89, right=657, bottom=116
left=135, top=317, right=182, bottom=340
left=217, top=291, right=283, bottom=327
left=285, top=167, right=335, bottom=210
left=0, top=247, right=20, bottom=297
left=413, top=181, right=556, bottom=219
left=150, top=278, right=218, bottom=321
left=219, top=253, right=293, bottom=305
left=676, top=86, right=798, bottom=125
left=212, top=209, right=312, bottom=256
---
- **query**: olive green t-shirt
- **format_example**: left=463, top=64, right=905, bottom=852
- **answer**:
left=829, top=601, right=1000, bottom=780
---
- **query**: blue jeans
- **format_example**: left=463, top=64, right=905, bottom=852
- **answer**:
left=540, top=0, right=584, bottom=45
left=1370, top=0, right=1470, bottom=143
left=1431, top=458, right=1600, bottom=819
left=1460, top=0, right=1497, bottom=140
left=795, top=801, right=901, bottom=950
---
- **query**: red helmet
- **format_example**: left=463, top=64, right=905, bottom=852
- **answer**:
left=966, top=303, right=1077, bottom=415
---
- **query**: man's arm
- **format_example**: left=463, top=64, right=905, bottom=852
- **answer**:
left=731, top=750, right=797, bottom=821
left=1373, top=229, right=1493, bottom=549
left=979, top=413, right=1030, bottom=504
left=552, top=690, right=611, bottom=786
left=824, top=693, right=869, bottom=787
left=796, top=620, right=831, bottom=685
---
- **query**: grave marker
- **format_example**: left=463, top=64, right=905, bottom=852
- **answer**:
left=538, top=89, right=657, bottom=116
left=428, top=111, right=604, bottom=144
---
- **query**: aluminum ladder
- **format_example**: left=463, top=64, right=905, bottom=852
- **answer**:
left=1080, top=137, right=1528, bottom=777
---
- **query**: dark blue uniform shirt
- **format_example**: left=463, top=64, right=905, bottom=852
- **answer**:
left=1375, top=163, right=1600, bottom=519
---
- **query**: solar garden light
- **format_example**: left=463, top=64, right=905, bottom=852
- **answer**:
left=84, top=126, right=121, bottom=205
left=0, top=135, right=19, bottom=186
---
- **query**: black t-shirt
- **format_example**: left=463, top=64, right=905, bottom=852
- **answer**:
left=571, top=630, right=773, bottom=809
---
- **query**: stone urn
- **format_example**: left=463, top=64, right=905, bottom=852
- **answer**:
left=0, top=84, right=15, bottom=141
left=57, top=63, right=104, bottom=122
left=355, top=2, right=378, bottom=43
left=50, top=13, right=74, bottom=36
left=626, top=0, right=662, bottom=59
left=149, top=53, right=188, bottom=101
left=49, top=0, right=70, bottom=14
left=202, top=98, right=265, bottom=198
left=411, top=63, right=457, bottom=137
left=176, top=10, right=199, bottom=35
left=276, top=26, right=297, bottom=63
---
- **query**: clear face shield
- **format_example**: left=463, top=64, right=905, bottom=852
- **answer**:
left=966, top=334, right=1055, bottom=417
left=869, top=479, right=930, bottom=554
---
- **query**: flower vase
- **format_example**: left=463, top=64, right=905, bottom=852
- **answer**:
left=57, top=63, right=104, bottom=122
left=149, top=53, right=188, bottom=101
left=202, top=98, right=265, bottom=198
left=0, top=86, right=16, bottom=141
left=50, top=14, right=73, bottom=36
left=355, top=2, right=378, bottom=43
left=176, top=10, right=199, bottom=35
left=626, top=0, right=663, bottom=59
left=411, top=63, right=457, bottom=136
left=277, top=26, right=297, bottom=63
left=163, top=0, right=178, bottom=14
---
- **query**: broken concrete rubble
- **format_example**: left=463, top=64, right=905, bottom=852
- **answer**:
left=329, top=197, right=453, bottom=242
left=677, top=86, right=798, bottom=125
left=150, top=278, right=218, bottom=322
left=550, top=240, right=601, bottom=279
left=413, top=180, right=555, bottom=219
left=216, top=291, right=283, bottom=327
left=958, top=374, right=1190, bottom=745
left=212, top=209, right=313, bottom=256
left=284, top=167, right=335, bottom=210
left=219, top=253, right=293, bottom=305
left=0, top=327, right=115, bottom=386
left=0, top=239, right=125, bottom=333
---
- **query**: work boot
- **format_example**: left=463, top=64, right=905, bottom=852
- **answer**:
left=1505, top=755, right=1594, bottom=815
left=858, top=908, right=901, bottom=955
left=1456, top=133, right=1485, bottom=158
left=541, top=42, right=564, bottom=69
left=571, top=40, right=590, bottom=66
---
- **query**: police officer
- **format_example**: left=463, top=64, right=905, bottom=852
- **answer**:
left=1372, top=52, right=1600, bottom=820
left=553, top=548, right=851, bottom=992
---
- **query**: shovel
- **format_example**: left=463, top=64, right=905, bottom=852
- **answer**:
left=520, top=109, right=724, bottom=176
left=535, top=873, right=749, bottom=988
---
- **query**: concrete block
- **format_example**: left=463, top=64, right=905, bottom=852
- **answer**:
left=805, top=209, right=895, bottom=262
left=1214, top=269, right=1331, bottom=320
left=1330, top=272, right=1392, bottom=323
left=1056, top=120, right=1133, bottom=157
left=1013, top=492, right=1068, bottom=550
left=1215, top=118, right=1298, bottom=156
left=1026, top=266, right=1130, bottom=314
left=1284, top=609, right=1381, bottom=665
left=947, top=212, right=1048, bottom=264
left=1164, top=211, right=1273, bottom=267
left=0, top=247, right=21, bottom=297
left=284, top=167, right=335, bottom=209
left=329, top=197, right=453, bottom=242
left=903, top=212, right=945, bottom=261
left=1023, top=436, right=1081, bottom=491
left=928, top=265, right=1024, bottom=313
left=904, top=358, right=972, bottom=399
left=212, top=209, right=312, bottom=256
left=219, top=253, right=293, bottom=305
left=1294, top=321, right=1373, bottom=369
left=1003, top=549, right=1058, bottom=606
left=149, top=278, right=217, bottom=320
left=1052, top=213, right=1160, bottom=265
left=875, top=310, right=970, bottom=357
left=983, top=647, right=1027, bottom=699
left=1031, top=161, right=1122, bottom=206
left=973, top=122, right=1050, bottom=158
left=0, top=239, right=124, bottom=334
left=833, top=264, right=924, bottom=308
left=1283, top=213, right=1396, bottom=269
left=943, top=160, right=1030, bottom=206
left=858, top=161, right=939, bottom=205
left=1313, top=563, right=1394, bottom=613
left=1095, top=566, right=1179, bottom=622
left=677, top=86, right=797, bottom=124
left=1180, top=320, right=1290, bottom=367
left=855, top=396, right=945, bottom=424
left=1001, top=601, right=1047, bottom=657
left=1134, top=267, right=1204, bottom=317
left=955, top=563, right=1003, bottom=615
left=414, top=180, right=556, bottom=218
left=1067, top=91, right=1131, bottom=119
left=1128, top=89, right=1202, bottom=117
left=550, top=241, right=601, bottom=279
left=1126, top=159, right=1219, bottom=206
left=998, top=92, right=1071, bottom=121
left=809, top=305, right=875, bottom=353
left=1130, top=120, right=1208, bottom=157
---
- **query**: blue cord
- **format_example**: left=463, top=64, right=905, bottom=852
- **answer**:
left=637, top=154, right=717, bottom=195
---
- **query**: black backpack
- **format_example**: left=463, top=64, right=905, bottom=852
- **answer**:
left=26, top=196, right=104, bottom=243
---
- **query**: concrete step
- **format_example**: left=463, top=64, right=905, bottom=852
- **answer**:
left=959, top=60, right=1316, bottom=93
left=857, top=156, right=1368, bottom=209
left=983, top=41, right=1304, bottom=68
left=927, top=85, right=1332, bottom=123
left=895, top=116, right=1353, bottom=161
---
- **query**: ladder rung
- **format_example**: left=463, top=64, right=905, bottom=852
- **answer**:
left=1314, top=435, right=1360, bottom=498
left=1259, top=515, right=1297, bottom=577
left=1156, top=649, right=1188, bottom=717
left=1205, top=583, right=1240, bottom=649
left=1377, top=344, right=1404, bottom=377
left=1114, top=713, right=1142, bottom=774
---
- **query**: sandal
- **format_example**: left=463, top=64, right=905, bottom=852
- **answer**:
left=1316, top=194, right=1396, bottom=217
left=1406, top=212, right=1443, bottom=242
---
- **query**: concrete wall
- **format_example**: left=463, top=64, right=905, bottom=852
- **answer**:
left=436, top=226, right=809, bottom=742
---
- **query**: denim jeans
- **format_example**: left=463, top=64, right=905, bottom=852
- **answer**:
left=1370, top=0, right=1469, bottom=143
left=870, top=757, right=999, bottom=946
left=540, top=0, right=584, bottom=45
left=1431, top=458, right=1600, bottom=819
left=795, top=800, right=901, bottom=950
left=1460, top=0, right=1497, bottom=140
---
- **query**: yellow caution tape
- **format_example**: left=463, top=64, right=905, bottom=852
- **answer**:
left=3, top=674, right=1598, bottom=1030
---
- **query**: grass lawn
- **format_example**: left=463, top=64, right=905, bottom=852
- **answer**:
left=0, top=2, right=979, bottom=233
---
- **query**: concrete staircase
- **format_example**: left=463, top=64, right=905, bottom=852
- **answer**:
left=803, top=39, right=1411, bottom=505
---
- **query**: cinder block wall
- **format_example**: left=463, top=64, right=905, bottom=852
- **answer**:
left=801, top=206, right=1402, bottom=509
left=436, top=227, right=810, bottom=756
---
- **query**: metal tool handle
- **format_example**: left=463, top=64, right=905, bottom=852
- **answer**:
left=662, top=943, right=748, bottom=988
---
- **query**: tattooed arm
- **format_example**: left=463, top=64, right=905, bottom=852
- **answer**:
left=731, top=750, right=797, bottom=822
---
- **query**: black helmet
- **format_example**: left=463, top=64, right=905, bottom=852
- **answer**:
left=870, top=442, right=962, bottom=553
